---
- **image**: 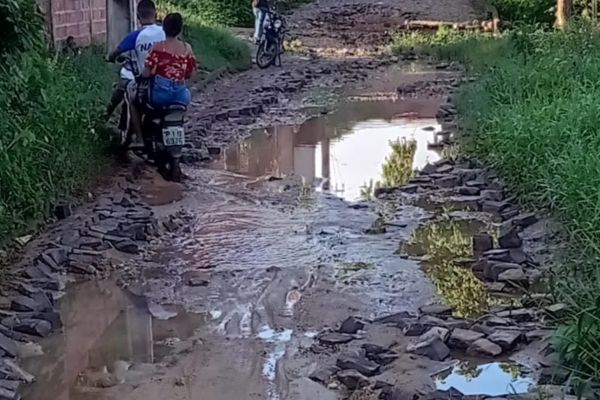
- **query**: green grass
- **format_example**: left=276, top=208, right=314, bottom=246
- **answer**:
left=0, top=48, right=113, bottom=243
left=391, top=25, right=600, bottom=381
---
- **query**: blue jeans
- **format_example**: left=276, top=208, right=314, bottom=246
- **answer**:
left=150, top=75, right=191, bottom=107
left=254, top=7, right=267, bottom=41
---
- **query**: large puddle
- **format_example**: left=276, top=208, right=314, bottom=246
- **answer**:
left=20, top=98, right=537, bottom=400
left=211, top=99, right=442, bottom=201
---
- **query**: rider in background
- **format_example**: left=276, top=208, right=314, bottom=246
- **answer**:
left=143, top=13, right=197, bottom=107
left=105, top=0, right=165, bottom=119
left=252, top=0, right=270, bottom=44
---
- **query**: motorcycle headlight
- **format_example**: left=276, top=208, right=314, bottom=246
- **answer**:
left=274, top=19, right=282, bottom=29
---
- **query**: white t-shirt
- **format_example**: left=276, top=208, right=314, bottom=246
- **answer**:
left=117, top=24, right=166, bottom=80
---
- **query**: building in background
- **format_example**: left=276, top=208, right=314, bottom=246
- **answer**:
left=37, top=0, right=137, bottom=48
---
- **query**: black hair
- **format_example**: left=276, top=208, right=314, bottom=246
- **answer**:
left=137, top=0, right=157, bottom=20
left=163, top=13, right=183, bottom=37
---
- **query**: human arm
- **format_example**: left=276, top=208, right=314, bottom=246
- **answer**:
left=106, top=30, right=139, bottom=62
left=185, top=43, right=198, bottom=80
left=142, top=46, right=159, bottom=78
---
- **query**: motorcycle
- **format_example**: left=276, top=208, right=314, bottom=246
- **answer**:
left=109, top=55, right=186, bottom=182
left=256, top=11, right=286, bottom=69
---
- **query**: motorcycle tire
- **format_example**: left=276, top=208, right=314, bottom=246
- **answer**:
left=256, top=40, right=278, bottom=69
left=157, top=152, right=182, bottom=182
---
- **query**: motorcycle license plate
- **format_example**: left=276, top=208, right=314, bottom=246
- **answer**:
left=162, top=126, right=185, bottom=146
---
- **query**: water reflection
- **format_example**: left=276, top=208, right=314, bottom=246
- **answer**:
left=435, top=361, right=534, bottom=396
left=401, top=218, right=490, bottom=318
left=212, top=100, right=442, bottom=201
left=22, top=281, right=206, bottom=400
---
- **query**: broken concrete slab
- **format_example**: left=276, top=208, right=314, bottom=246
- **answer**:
left=318, top=332, right=355, bottom=346
left=336, top=350, right=380, bottom=377
left=337, top=369, right=370, bottom=390
left=484, top=262, right=522, bottom=281
left=339, top=317, right=365, bottom=334
left=487, top=330, right=523, bottom=350
left=448, top=329, right=485, bottom=350
left=497, top=267, right=527, bottom=284
left=472, top=234, right=493, bottom=253
left=419, top=304, right=452, bottom=316
left=409, top=337, right=450, bottom=361
left=308, top=365, right=339, bottom=385
left=467, top=338, right=503, bottom=357
left=498, top=225, right=522, bottom=248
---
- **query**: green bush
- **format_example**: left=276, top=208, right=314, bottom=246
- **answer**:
left=0, top=49, right=113, bottom=240
left=492, top=0, right=554, bottom=24
left=0, top=0, right=44, bottom=55
left=160, top=0, right=253, bottom=27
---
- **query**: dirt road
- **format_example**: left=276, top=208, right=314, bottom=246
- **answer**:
left=13, top=0, right=558, bottom=399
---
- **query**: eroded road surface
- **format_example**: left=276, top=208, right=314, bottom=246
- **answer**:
left=9, top=0, right=561, bottom=399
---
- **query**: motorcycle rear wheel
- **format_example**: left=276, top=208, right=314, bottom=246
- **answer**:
left=256, top=40, right=278, bottom=69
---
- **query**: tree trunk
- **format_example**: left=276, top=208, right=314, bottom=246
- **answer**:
left=555, top=0, right=572, bottom=30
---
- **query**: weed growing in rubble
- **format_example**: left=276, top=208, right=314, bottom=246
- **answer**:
left=395, top=23, right=600, bottom=379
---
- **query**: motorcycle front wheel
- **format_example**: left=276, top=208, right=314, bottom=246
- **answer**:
left=256, top=39, right=278, bottom=69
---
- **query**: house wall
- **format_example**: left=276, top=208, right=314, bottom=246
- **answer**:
left=49, top=0, right=108, bottom=45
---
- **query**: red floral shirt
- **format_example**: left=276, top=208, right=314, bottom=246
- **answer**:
left=145, top=48, right=198, bottom=81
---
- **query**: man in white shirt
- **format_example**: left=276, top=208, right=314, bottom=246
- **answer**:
left=106, top=0, right=165, bottom=123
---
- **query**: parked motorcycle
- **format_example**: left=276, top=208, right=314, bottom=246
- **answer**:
left=256, top=12, right=286, bottom=69
left=109, top=56, right=186, bottom=182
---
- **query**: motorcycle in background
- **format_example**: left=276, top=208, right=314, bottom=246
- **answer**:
left=256, top=12, right=287, bottom=69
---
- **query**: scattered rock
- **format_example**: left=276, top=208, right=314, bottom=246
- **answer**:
left=370, top=351, right=399, bottom=366
left=508, top=248, right=528, bottom=264
left=0, top=359, right=34, bottom=383
left=456, top=186, right=480, bottom=196
left=472, top=234, right=493, bottom=253
left=435, top=176, right=459, bottom=188
left=410, top=337, right=450, bottom=361
left=362, top=343, right=386, bottom=356
left=481, top=189, right=503, bottom=202
left=11, top=295, right=50, bottom=313
left=498, top=225, right=522, bottom=248
left=309, top=365, right=339, bottom=384
left=496, top=308, right=535, bottom=323
left=404, top=323, right=428, bottom=336
left=374, top=311, right=413, bottom=327
left=337, top=369, right=370, bottom=390
left=339, top=317, right=365, bottom=334
left=539, top=366, right=570, bottom=385
left=336, top=350, right=380, bottom=377
left=467, top=338, right=503, bottom=357
left=419, top=304, right=452, bottom=316
left=513, top=212, right=538, bottom=228
left=497, top=267, right=527, bottom=284
left=318, top=332, right=355, bottom=346
left=487, top=330, right=523, bottom=350
left=12, top=319, right=52, bottom=338
left=448, top=329, right=485, bottom=350
left=525, top=329, right=553, bottom=343
left=482, top=200, right=509, bottom=214
left=545, top=303, right=569, bottom=319
left=0, top=386, right=17, bottom=400
left=114, top=239, right=139, bottom=254
left=484, top=262, right=521, bottom=281
left=0, top=334, right=17, bottom=358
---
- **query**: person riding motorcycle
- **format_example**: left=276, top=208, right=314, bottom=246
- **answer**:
left=105, top=0, right=165, bottom=139
left=142, top=13, right=197, bottom=108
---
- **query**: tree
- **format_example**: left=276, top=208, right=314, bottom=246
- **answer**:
left=555, top=0, right=572, bottom=29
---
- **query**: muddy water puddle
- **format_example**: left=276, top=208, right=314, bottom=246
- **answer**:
left=435, top=361, right=534, bottom=396
left=400, top=217, right=522, bottom=318
left=22, top=280, right=208, bottom=400
left=211, top=99, right=443, bottom=201
left=22, top=99, right=531, bottom=400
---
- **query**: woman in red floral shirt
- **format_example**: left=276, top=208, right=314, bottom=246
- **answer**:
left=144, top=13, right=197, bottom=106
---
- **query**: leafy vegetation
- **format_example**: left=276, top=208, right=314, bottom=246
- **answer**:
left=392, top=23, right=600, bottom=380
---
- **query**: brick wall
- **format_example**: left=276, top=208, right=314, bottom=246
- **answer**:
left=50, top=0, right=107, bottom=45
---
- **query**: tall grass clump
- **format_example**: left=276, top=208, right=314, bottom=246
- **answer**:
left=0, top=1, right=113, bottom=242
left=393, top=24, right=600, bottom=380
